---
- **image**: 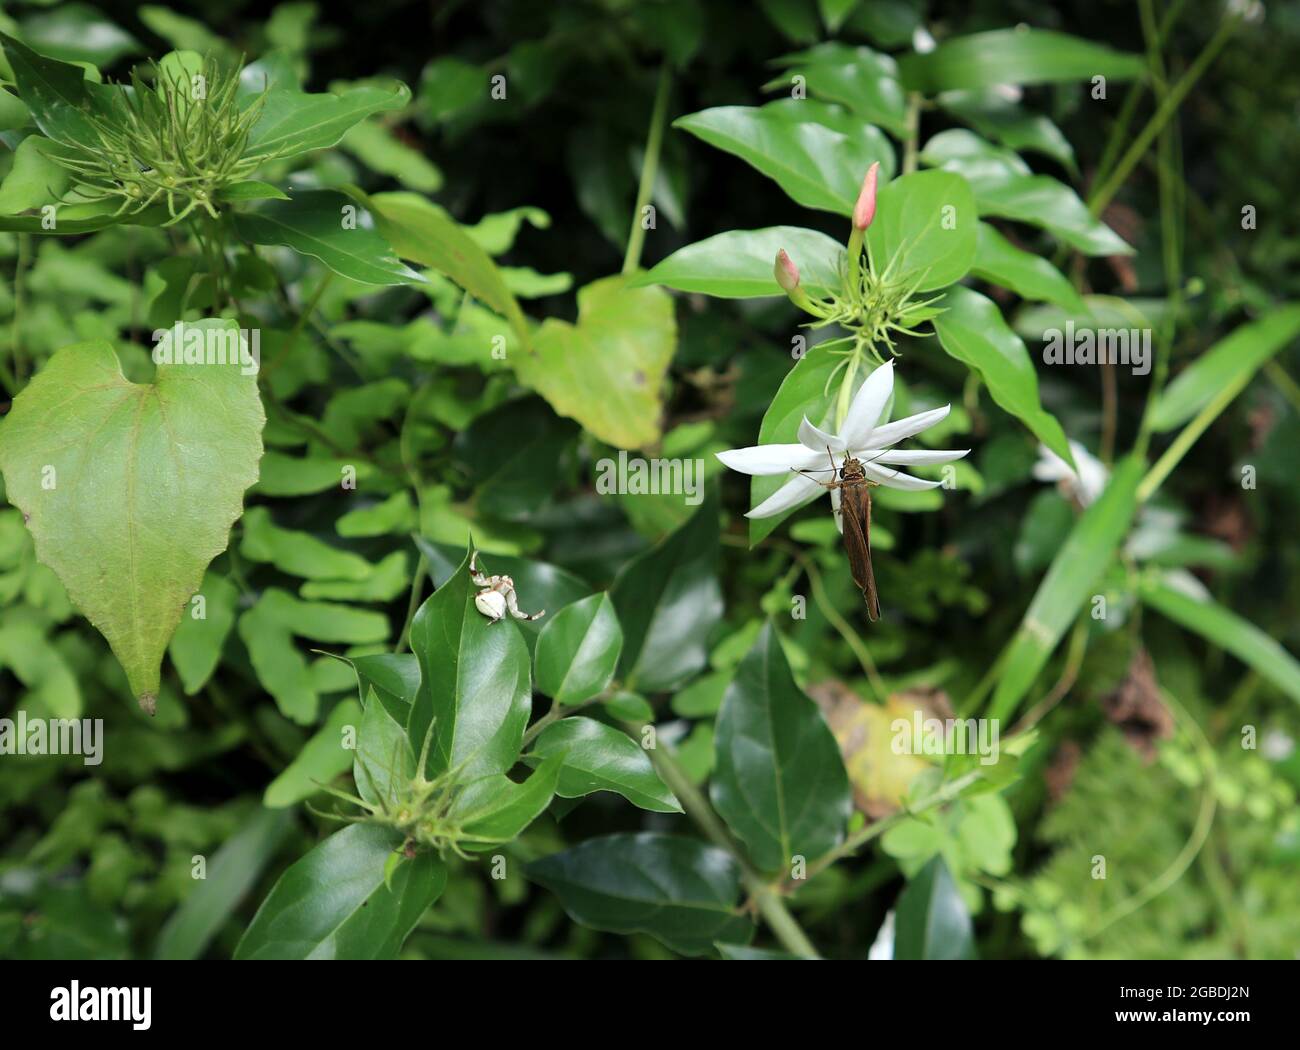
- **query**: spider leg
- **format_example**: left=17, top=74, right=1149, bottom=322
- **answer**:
left=503, top=588, right=544, bottom=621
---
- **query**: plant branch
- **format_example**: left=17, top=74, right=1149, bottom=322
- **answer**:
left=649, top=742, right=821, bottom=959
left=622, top=63, right=672, bottom=275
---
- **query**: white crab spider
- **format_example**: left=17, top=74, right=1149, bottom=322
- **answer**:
left=470, top=551, right=545, bottom=624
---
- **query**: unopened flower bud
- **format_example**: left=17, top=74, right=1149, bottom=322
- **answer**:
left=853, top=162, right=880, bottom=231
left=774, top=248, right=800, bottom=292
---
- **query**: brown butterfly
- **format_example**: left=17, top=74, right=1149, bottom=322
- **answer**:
left=795, top=448, right=888, bottom=621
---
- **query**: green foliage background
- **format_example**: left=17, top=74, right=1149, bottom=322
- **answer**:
left=0, top=0, right=1297, bottom=960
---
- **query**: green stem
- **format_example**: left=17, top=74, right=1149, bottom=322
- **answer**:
left=621, top=64, right=672, bottom=275
left=650, top=743, right=821, bottom=959
left=395, top=550, right=428, bottom=653
left=1137, top=373, right=1246, bottom=502
left=1089, top=13, right=1240, bottom=216
left=805, top=770, right=982, bottom=881
left=902, top=92, right=922, bottom=175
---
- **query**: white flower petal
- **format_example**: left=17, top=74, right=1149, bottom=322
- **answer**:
left=841, top=360, right=895, bottom=450
left=865, top=448, right=969, bottom=466
left=862, top=462, right=943, bottom=491
left=798, top=416, right=845, bottom=453
left=717, top=443, right=826, bottom=476
left=745, top=472, right=827, bottom=518
left=865, top=404, right=951, bottom=449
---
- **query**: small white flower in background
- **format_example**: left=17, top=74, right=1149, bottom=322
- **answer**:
left=1033, top=440, right=1108, bottom=507
left=716, top=360, right=969, bottom=523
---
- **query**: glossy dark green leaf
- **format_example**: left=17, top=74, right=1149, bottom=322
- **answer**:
left=611, top=491, right=722, bottom=692
left=990, top=456, right=1144, bottom=721
left=529, top=717, right=681, bottom=813
left=450, top=754, right=564, bottom=846
left=235, top=190, right=424, bottom=286
left=674, top=103, right=894, bottom=215
left=154, top=809, right=292, bottom=960
left=408, top=547, right=532, bottom=780
left=349, top=652, right=420, bottom=722
left=938, top=89, right=1075, bottom=171
left=899, top=28, right=1145, bottom=93
left=534, top=593, right=623, bottom=703
left=354, top=688, right=415, bottom=809
left=0, top=32, right=111, bottom=145
left=634, top=226, right=845, bottom=299
left=921, top=131, right=1129, bottom=256
left=933, top=286, right=1074, bottom=464
left=711, top=623, right=850, bottom=872
left=865, top=169, right=978, bottom=292
left=234, top=824, right=445, bottom=960
left=971, top=222, right=1085, bottom=313
left=893, top=855, right=975, bottom=960
left=527, top=832, right=753, bottom=955
left=1151, top=304, right=1300, bottom=432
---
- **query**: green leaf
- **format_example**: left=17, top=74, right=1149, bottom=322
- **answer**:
left=611, top=491, right=722, bottom=693
left=234, top=824, right=445, bottom=960
left=989, top=456, right=1145, bottom=721
left=19, top=5, right=140, bottom=67
left=893, top=855, right=976, bottom=960
left=235, top=190, right=424, bottom=286
left=938, top=89, right=1076, bottom=172
left=370, top=191, right=530, bottom=347
left=0, top=135, right=72, bottom=214
left=240, top=506, right=373, bottom=581
left=217, top=180, right=290, bottom=202
left=534, top=592, right=623, bottom=703
left=865, top=169, right=977, bottom=292
left=245, top=80, right=410, bottom=160
left=451, top=755, right=563, bottom=845
left=633, top=226, right=845, bottom=299
left=1151, top=304, right=1300, bottom=432
left=339, top=119, right=443, bottom=192
left=0, top=325, right=263, bottom=710
left=263, top=698, right=362, bottom=808
left=1138, top=571, right=1300, bottom=707
left=355, top=688, right=415, bottom=808
left=408, top=547, right=532, bottom=781
left=167, top=572, right=239, bottom=695
left=348, top=652, right=419, bottom=721
left=921, top=130, right=1130, bottom=256
left=238, top=598, right=317, bottom=724
left=711, top=623, right=850, bottom=872
left=529, top=717, right=681, bottom=813
left=767, top=42, right=907, bottom=135
left=514, top=275, right=676, bottom=449
left=0, top=32, right=109, bottom=146
left=932, top=286, right=1074, bottom=464
left=257, top=588, right=389, bottom=645
left=971, top=222, right=1085, bottom=313
left=153, top=808, right=292, bottom=960
left=526, top=832, right=753, bottom=955
left=899, top=28, right=1145, bottom=93
left=674, top=103, right=894, bottom=216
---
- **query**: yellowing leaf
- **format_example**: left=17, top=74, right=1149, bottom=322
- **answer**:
left=0, top=324, right=264, bottom=711
left=514, top=276, right=676, bottom=449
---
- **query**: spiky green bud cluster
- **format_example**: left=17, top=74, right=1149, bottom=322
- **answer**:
left=50, top=56, right=276, bottom=225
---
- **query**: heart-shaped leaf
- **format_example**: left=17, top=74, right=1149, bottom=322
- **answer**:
left=0, top=324, right=264, bottom=711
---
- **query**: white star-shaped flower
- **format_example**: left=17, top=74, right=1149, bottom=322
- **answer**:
left=716, top=360, right=969, bottom=521
left=1032, top=440, right=1107, bottom=507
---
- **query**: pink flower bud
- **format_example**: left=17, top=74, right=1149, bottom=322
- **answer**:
left=774, top=248, right=800, bottom=292
left=853, top=162, right=880, bottom=231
